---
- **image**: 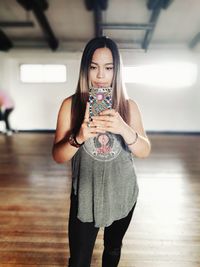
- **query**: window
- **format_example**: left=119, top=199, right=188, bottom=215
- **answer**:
left=123, top=62, right=198, bottom=89
left=20, top=64, right=67, bottom=83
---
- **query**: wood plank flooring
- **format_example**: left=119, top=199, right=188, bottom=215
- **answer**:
left=0, top=133, right=200, bottom=267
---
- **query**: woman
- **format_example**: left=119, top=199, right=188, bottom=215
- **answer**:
left=52, top=36, right=151, bottom=267
left=0, top=90, right=14, bottom=135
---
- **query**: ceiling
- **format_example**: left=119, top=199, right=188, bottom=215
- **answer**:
left=0, top=0, right=200, bottom=52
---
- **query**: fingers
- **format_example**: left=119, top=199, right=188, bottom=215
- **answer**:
left=83, top=108, right=120, bottom=138
left=92, top=117, right=113, bottom=124
left=84, top=102, right=90, bottom=121
left=83, top=120, right=106, bottom=135
left=99, top=109, right=117, bottom=116
left=92, top=114, right=115, bottom=125
left=92, top=109, right=117, bottom=123
left=79, top=105, right=109, bottom=142
left=91, top=109, right=124, bottom=135
left=85, top=120, right=106, bottom=132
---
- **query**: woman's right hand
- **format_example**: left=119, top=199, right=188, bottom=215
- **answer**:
left=75, top=102, right=105, bottom=144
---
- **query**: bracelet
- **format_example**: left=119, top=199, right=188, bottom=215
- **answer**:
left=74, top=135, right=84, bottom=146
left=126, top=132, right=138, bottom=146
left=69, top=134, right=84, bottom=148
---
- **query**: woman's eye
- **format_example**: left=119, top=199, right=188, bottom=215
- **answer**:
left=90, top=65, right=97, bottom=70
left=106, top=67, right=113, bottom=70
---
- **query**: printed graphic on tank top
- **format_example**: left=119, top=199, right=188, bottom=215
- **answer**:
left=83, top=132, right=122, bottom=161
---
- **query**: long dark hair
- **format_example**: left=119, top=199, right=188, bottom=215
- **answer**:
left=71, top=36, right=130, bottom=134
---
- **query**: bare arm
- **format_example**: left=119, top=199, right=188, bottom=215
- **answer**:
left=52, top=96, right=78, bottom=163
left=121, top=99, right=151, bottom=158
left=52, top=96, right=106, bottom=163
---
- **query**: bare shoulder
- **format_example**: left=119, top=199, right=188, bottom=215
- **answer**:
left=128, top=98, right=141, bottom=114
left=58, top=94, right=75, bottom=120
left=60, top=95, right=73, bottom=112
left=127, top=98, right=146, bottom=135
left=54, top=95, right=74, bottom=143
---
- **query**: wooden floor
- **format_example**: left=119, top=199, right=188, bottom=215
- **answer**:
left=0, top=133, right=200, bottom=267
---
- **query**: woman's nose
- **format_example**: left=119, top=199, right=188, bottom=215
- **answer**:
left=97, top=68, right=104, bottom=78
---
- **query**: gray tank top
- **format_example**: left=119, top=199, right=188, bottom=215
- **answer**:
left=71, top=132, right=139, bottom=227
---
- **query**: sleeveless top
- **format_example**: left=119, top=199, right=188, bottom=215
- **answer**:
left=71, top=131, right=139, bottom=228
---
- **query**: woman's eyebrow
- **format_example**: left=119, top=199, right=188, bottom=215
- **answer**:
left=91, top=61, right=114, bottom=65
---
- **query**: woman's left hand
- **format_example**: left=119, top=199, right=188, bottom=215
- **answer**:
left=92, top=109, right=128, bottom=135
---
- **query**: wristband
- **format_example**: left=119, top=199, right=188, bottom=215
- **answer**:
left=69, top=134, right=84, bottom=148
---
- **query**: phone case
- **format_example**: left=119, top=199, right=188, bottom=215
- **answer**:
left=89, top=87, right=112, bottom=117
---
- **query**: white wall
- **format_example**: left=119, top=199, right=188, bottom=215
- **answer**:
left=0, top=53, right=7, bottom=85
left=0, top=48, right=200, bottom=132
left=0, top=50, right=81, bottom=130
left=122, top=49, right=200, bottom=132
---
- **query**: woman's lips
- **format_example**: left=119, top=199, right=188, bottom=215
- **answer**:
left=94, top=83, right=108, bottom=88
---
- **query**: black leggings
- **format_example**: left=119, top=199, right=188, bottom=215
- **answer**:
left=4, top=108, right=13, bottom=131
left=68, top=191, right=136, bottom=267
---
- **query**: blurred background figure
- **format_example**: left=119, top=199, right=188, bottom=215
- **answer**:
left=0, top=90, right=15, bottom=136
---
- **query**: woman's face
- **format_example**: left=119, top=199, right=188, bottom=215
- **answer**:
left=88, top=47, right=114, bottom=88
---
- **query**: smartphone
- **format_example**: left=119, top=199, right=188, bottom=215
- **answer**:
left=89, top=87, right=112, bottom=118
